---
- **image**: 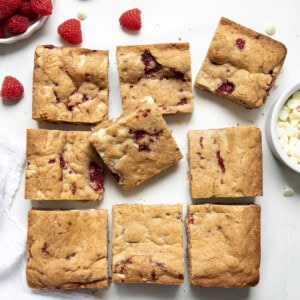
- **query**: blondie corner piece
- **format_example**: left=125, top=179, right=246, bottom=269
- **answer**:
left=117, top=43, right=194, bottom=114
left=195, top=17, right=287, bottom=108
left=26, top=209, right=108, bottom=289
left=90, top=98, right=183, bottom=190
left=32, top=45, right=109, bottom=124
left=186, top=204, right=261, bottom=287
left=25, top=129, right=104, bottom=201
left=112, top=204, right=184, bottom=285
left=188, top=126, right=263, bottom=198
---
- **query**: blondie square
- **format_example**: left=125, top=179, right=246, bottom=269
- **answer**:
left=186, top=204, right=261, bottom=287
left=90, top=98, right=183, bottom=190
left=188, top=126, right=262, bottom=198
left=117, top=43, right=193, bottom=114
left=32, top=45, right=109, bottom=124
left=25, top=129, right=104, bottom=200
left=195, top=17, right=287, bottom=108
left=112, top=204, right=184, bottom=285
left=26, top=209, right=108, bottom=289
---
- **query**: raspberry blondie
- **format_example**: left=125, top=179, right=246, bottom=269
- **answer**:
left=26, top=209, right=108, bottom=289
left=117, top=43, right=193, bottom=114
left=25, top=129, right=104, bottom=200
left=186, top=204, right=261, bottom=287
left=188, top=126, right=263, bottom=198
left=90, top=98, right=183, bottom=190
left=112, top=204, right=184, bottom=284
left=195, top=17, right=287, bottom=108
left=32, top=45, right=109, bottom=124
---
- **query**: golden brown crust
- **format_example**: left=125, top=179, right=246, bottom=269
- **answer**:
left=188, top=126, right=263, bottom=198
left=117, top=43, right=193, bottom=114
left=112, top=204, right=184, bottom=285
left=32, top=45, right=109, bottom=124
left=25, top=129, right=104, bottom=200
left=26, top=209, right=108, bottom=289
left=195, top=17, right=287, bottom=108
left=90, top=99, right=183, bottom=190
left=186, top=204, right=261, bottom=287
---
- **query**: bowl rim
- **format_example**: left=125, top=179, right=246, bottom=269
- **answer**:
left=0, top=15, right=49, bottom=44
left=270, top=81, right=300, bottom=173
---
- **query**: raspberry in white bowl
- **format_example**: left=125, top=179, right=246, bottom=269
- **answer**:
left=0, top=0, right=53, bottom=44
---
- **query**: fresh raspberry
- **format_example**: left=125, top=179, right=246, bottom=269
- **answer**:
left=20, top=0, right=38, bottom=21
left=57, top=18, right=82, bottom=45
left=119, top=8, right=141, bottom=31
left=0, top=0, right=22, bottom=19
left=1, top=76, right=24, bottom=101
left=31, top=0, right=52, bottom=16
left=6, top=14, right=29, bottom=34
left=0, top=20, right=6, bottom=38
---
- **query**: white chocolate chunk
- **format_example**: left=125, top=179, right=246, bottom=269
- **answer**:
left=283, top=185, right=295, bottom=197
left=77, top=11, right=87, bottom=20
left=287, top=98, right=300, bottom=110
left=279, top=109, right=289, bottom=121
left=292, top=91, right=300, bottom=100
left=265, top=24, right=276, bottom=35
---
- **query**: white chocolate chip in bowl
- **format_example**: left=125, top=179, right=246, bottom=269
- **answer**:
left=267, top=82, right=300, bottom=173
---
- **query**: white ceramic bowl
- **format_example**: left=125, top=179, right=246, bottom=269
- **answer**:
left=0, top=15, right=49, bottom=44
left=267, top=82, right=300, bottom=173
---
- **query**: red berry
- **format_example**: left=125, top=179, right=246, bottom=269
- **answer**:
left=215, top=81, right=235, bottom=95
left=119, top=8, right=141, bottom=31
left=20, top=0, right=38, bottom=21
left=236, top=38, right=246, bottom=50
left=0, top=19, right=6, bottom=37
left=1, top=76, right=24, bottom=101
left=57, top=18, right=82, bottom=45
left=0, top=0, right=22, bottom=19
left=31, top=0, right=52, bottom=16
left=89, top=161, right=104, bottom=192
left=6, top=14, right=29, bottom=34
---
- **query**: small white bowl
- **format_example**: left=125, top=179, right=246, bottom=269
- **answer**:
left=0, top=15, right=49, bottom=44
left=267, top=82, right=300, bottom=173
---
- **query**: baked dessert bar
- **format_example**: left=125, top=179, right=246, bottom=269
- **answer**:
left=32, top=45, right=109, bottom=124
left=25, top=129, right=104, bottom=200
left=188, top=126, right=263, bottom=198
left=26, top=209, right=108, bottom=289
left=195, top=17, right=287, bottom=108
left=117, top=43, right=193, bottom=114
left=186, top=204, right=261, bottom=287
left=90, top=98, right=183, bottom=190
left=112, top=204, right=184, bottom=284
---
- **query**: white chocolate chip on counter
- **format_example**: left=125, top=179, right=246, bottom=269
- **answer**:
left=283, top=185, right=295, bottom=197
left=77, top=11, right=87, bottom=20
left=265, top=24, right=276, bottom=35
left=277, top=90, right=300, bottom=165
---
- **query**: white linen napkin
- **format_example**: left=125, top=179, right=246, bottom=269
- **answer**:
left=0, top=133, right=97, bottom=300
